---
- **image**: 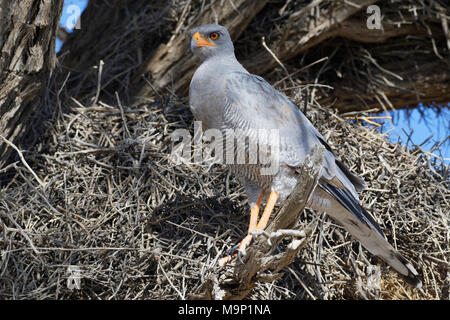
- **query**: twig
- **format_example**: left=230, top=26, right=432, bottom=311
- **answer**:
left=261, top=36, right=292, bottom=84
left=0, top=213, right=41, bottom=255
left=92, top=60, right=104, bottom=106
left=115, top=92, right=131, bottom=139
left=0, top=134, right=45, bottom=189
left=158, top=260, right=185, bottom=299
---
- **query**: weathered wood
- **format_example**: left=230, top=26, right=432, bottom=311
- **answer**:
left=132, top=0, right=449, bottom=113
left=242, top=0, right=378, bottom=74
left=134, top=0, right=377, bottom=97
left=0, top=0, right=63, bottom=168
left=57, top=0, right=449, bottom=116
left=190, top=146, right=324, bottom=300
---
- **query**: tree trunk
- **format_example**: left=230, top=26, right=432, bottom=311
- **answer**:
left=0, top=0, right=63, bottom=168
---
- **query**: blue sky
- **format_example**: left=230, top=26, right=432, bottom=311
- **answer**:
left=57, top=0, right=449, bottom=163
left=372, top=104, right=449, bottom=163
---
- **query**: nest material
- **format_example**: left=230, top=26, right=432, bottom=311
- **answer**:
left=0, top=71, right=447, bottom=299
left=0, top=0, right=449, bottom=300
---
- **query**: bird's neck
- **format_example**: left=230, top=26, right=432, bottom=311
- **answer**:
left=195, top=55, right=247, bottom=87
left=190, top=53, right=247, bottom=130
left=191, top=54, right=247, bottom=93
left=200, top=53, right=245, bottom=72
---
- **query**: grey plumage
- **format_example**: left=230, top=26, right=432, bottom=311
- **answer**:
left=188, top=24, right=421, bottom=288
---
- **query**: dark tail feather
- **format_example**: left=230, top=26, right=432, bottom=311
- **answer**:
left=335, top=159, right=367, bottom=192
left=321, top=183, right=384, bottom=237
left=393, top=251, right=423, bottom=288
left=320, top=183, right=422, bottom=288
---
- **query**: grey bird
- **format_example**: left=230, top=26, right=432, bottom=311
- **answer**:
left=188, top=24, right=421, bottom=288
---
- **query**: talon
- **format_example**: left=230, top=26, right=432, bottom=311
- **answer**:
left=228, top=244, right=239, bottom=256
left=276, top=244, right=282, bottom=253
left=223, top=235, right=251, bottom=265
left=237, top=250, right=244, bottom=263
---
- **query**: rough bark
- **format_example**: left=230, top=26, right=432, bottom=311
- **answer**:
left=321, top=59, right=450, bottom=113
left=131, top=0, right=449, bottom=112
left=134, top=0, right=381, bottom=95
left=242, top=0, right=379, bottom=74
left=0, top=0, right=63, bottom=168
left=133, top=0, right=377, bottom=97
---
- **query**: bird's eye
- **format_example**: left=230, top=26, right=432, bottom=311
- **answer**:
left=210, top=32, right=219, bottom=40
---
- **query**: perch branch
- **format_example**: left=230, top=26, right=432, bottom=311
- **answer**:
left=190, top=145, right=324, bottom=300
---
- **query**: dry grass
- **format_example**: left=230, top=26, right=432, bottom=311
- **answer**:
left=0, top=0, right=448, bottom=300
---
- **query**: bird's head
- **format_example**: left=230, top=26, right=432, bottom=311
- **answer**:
left=189, top=24, right=234, bottom=61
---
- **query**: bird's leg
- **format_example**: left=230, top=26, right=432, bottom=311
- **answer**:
left=220, top=191, right=279, bottom=266
left=235, top=191, right=279, bottom=257
left=248, top=192, right=264, bottom=234
left=235, top=192, right=263, bottom=255
left=255, top=190, right=279, bottom=230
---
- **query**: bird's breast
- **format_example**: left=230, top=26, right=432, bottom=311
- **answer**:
left=190, top=74, right=227, bottom=129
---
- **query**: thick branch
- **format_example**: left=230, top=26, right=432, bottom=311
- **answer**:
left=134, top=0, right=378, bottom=97
left=243, top=0, right=379, bottom=74
left=190, top=146, right=324, bottom=300
left=320, top=60, right=450, bottom=113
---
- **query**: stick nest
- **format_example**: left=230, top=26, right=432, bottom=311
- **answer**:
left=0, top=0, right=448, bottom=300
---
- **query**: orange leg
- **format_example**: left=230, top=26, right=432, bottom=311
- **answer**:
left=236, top=191, right=279, bottom=256
left=256, top=191, right=279, bottom=230
left=248, top=192, right=263, bottom=234
left=236, top=192, right=264, bottom=254
left=219, top=191, right=279, bottom=266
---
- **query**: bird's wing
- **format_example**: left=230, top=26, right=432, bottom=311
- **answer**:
left=224, top=71, right=365, bottom=193
left=224, top=71, right=422, bottom=288
left=225, top=72, right=385, bottom=231
left=225, top=72, right=380, bottom=233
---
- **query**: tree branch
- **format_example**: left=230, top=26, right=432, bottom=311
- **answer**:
left=240, top=0, right=379, bottom=74
left=190, top=145, right=324, bottom=300
left=320, top=59, right=450, bottom=113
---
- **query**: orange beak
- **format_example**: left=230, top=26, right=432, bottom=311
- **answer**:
left=192, top=32, right=215, bottom=47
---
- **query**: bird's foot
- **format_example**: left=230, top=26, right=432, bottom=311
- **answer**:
left=219, top=234, right=253, bottom=267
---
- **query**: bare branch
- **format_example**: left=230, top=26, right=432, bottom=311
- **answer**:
left=190, top=145, right=324, bottom=300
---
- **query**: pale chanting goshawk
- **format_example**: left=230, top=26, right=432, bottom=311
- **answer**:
left=188, top=24, right=421, bottom=288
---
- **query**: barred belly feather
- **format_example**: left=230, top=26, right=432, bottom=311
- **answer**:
left=229, top=163, right=273, bottom=190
